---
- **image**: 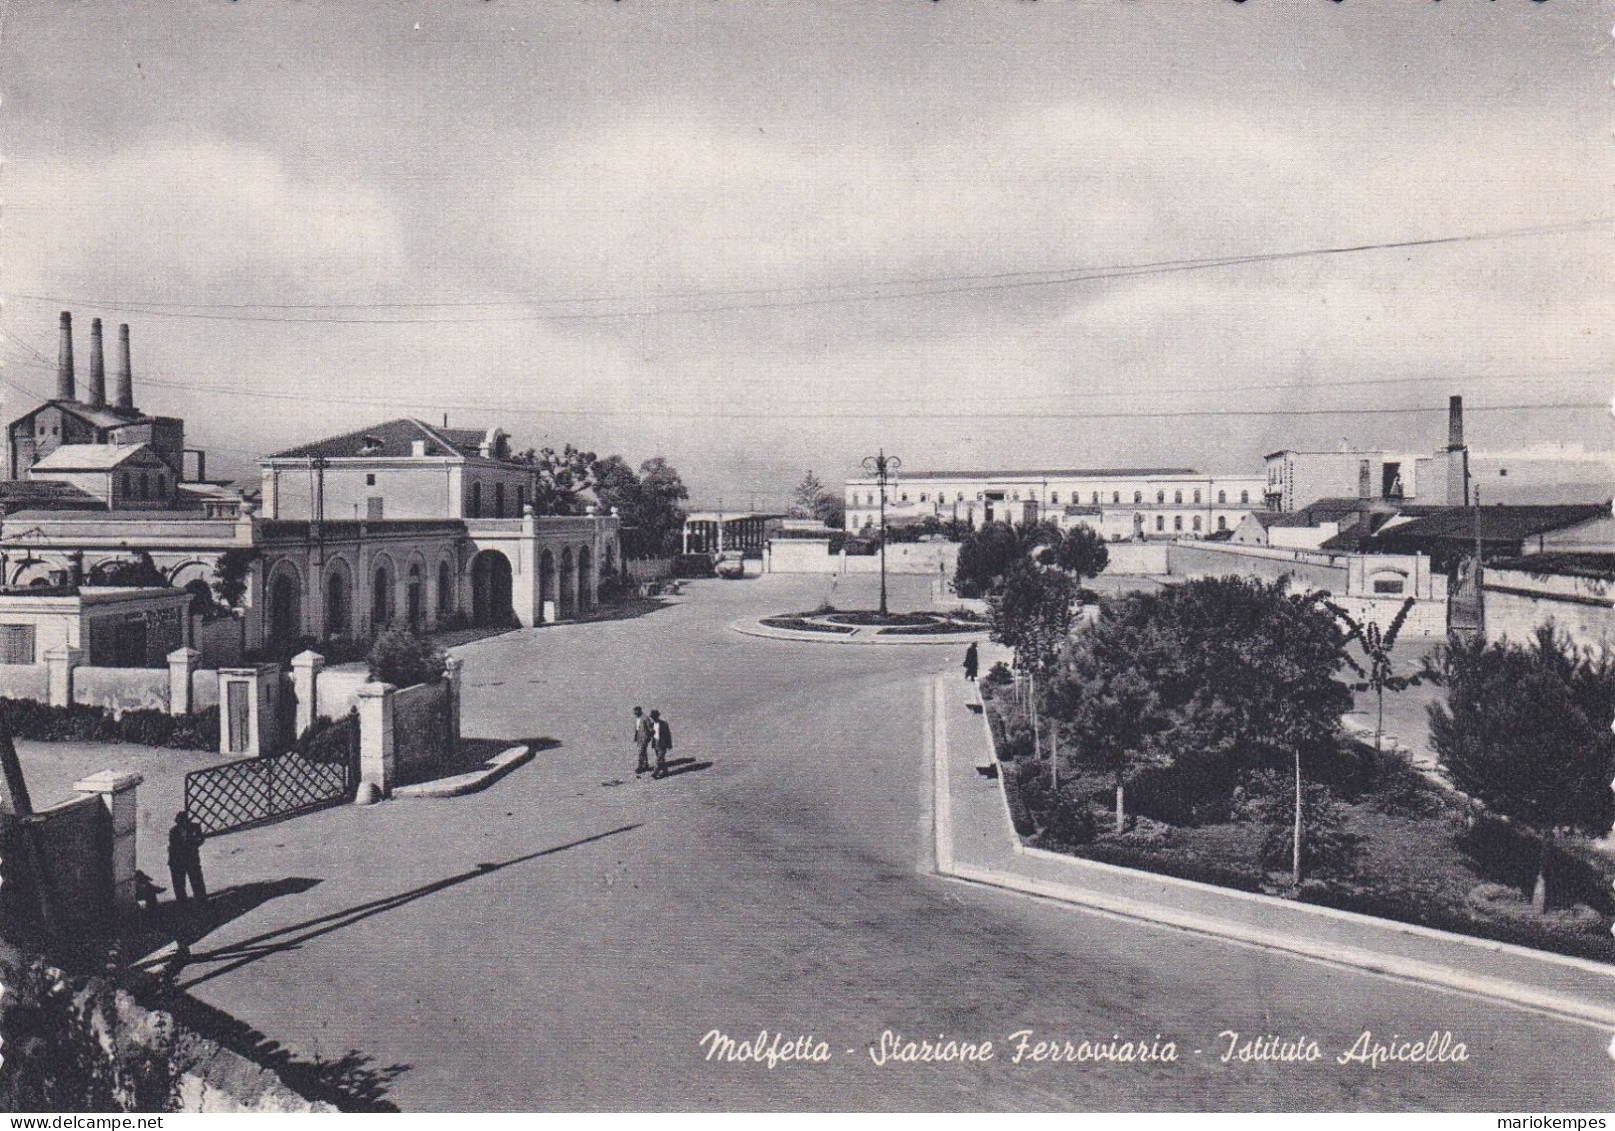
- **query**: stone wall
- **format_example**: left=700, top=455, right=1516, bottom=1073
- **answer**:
left=1484, top=568, right=1615, bottom=652
left=1104, top=542, right=1171, bottom=576
left=840, top=541, right=960, bottom=575
left=1167, top=541, right=1349, bottom=591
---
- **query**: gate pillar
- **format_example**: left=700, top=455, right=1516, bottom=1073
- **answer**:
left=357, top=681, right=397, bottom=798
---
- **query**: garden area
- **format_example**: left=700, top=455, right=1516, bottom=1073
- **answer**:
left=759, top=604, right=985, bottom=637
left=979, top=573, right=1615, bottom=963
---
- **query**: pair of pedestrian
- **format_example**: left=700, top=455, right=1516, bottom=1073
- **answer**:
left=167, top=809, right=208, bottom=907
left=632, top=705, right=675, bottom=779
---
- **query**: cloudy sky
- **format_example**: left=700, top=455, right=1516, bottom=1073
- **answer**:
left=1, top=2, right=1610, bottom=506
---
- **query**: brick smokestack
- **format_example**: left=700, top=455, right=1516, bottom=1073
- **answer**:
left=85, top=318, right=106, bottom=407
left=55, top=311, right=75, bottom=401
left=114, top=324, right=134, bottom=410
left=1447, top=395, right=1464, bottom=452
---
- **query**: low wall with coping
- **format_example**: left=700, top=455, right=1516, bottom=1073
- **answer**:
left=624, top=557, right=674, bottom=582
left=0, top=664, right=49, bottom=702
left=72, top=665, right=169, bottom=714
left=1485, top=569, right=1615, bottom=652
left=314, top=667, right=371, bottom=722
left=1104, top=542, right=1171, bottom=576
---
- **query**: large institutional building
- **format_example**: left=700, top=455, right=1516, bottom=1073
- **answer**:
left=0, top=313, right=619, bottom=659
left=843, top=467, right=1267, bottom=540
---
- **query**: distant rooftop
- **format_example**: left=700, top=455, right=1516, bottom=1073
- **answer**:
left=1488, top=552, right=1615, bottom=581
left=268, top=418, right=517, bottom=464
left=850, top=467, right=1201, bottom=482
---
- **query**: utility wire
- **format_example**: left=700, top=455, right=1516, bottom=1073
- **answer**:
left=4, top=217, right=1607, bottom=325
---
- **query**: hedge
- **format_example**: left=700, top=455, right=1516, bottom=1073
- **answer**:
left=0, top=698, right=220, bottom=751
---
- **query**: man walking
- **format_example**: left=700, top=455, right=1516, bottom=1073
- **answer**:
left=963, top=640, right=979, bottom=682
left=632, top=706, right=653, bottom=775
left=167, top=810, right=208, bottom=906
left=649, top=709, right=673, bottom=779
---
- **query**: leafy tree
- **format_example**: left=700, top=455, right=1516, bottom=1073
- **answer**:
left=953, top=521, right=1061, bottom=597
left=592, top=455, right=689, bottom=557
left=517, top=443, right=598, bottom=515
left=1045, top=627, right=1172, bottom=832
left=1327, top=596, right=1422, bottom=752
left=1426, top=627, right=1615, bottom=912
left=1051, top=525, right=1109, bottom=581
left=812, top=490, right=845, bottom=530
left=989, top=559, right=1078, bottom=674
left=1044, top=576, right=1350, bottom=880
left=791, top=470, right=826, bottom=518
left=211, top=547, right=259, bottom=609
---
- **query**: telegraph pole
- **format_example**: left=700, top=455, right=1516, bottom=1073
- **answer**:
left=860, top=448, right=900, bottom=617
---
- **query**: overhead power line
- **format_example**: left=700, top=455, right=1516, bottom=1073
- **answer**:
left=4, top=217, right=1607, bottom=325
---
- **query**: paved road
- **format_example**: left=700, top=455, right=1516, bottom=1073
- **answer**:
left=169, top=575, right=1615, bottom=1110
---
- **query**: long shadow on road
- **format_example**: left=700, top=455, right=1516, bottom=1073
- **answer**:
left=171, top=823, right=643, bottom=992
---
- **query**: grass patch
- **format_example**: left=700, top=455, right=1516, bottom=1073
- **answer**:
left=759, top=616, right=856, bottom=634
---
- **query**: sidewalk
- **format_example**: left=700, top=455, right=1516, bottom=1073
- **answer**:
left=931, top=673, right=1615, bottom=1030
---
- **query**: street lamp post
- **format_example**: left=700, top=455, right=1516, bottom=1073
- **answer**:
left=861, top=448, right=901, bottom=617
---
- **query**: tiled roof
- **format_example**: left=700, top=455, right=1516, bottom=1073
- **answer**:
left=1269, top=498, right=1369, bottom=528
left=1488, top=552, right=1615, bottom=581
left=1372, top=504, right=1610, bottom=544
left=30, top=443, right=156, bottom=471
left=267, top=419, right=520, bottom=464
left=0, top=481, right=102, bottom=510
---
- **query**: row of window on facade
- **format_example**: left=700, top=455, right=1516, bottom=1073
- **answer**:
left=360, top=473, right=528, bottom=519
left=863, top=488, right=1252, bottom=507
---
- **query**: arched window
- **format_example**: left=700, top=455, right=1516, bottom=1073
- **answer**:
left=137, top=473, right=149, bottom=500
left=1174, top=515, right=1183, bottom=532
left=1133, top=491, right=1143, bottom=504
left=438, top=560, right=453, bottom=614
left=372, top=567, right=391, bottom=626
left=1156, top=490, right=1165, bottom=504
left=1240, top=490, right=1250, bottom=505
left=1192, top=516, right=1202, bottom=532
left=1217, top=516, right=1228, bottom=531
left=494, top=483, right=505, bottom=517
left=1174, top=490, right=1183, bottom=505
left=1193, top=489, right=1201, bottom=504
left=469, top=482, right=481, bottom=518
left=1049, top=492, right=1058, bottom=505
left=1217, top=490, right=1226, bottom=505
left=1155, top=515, right=1165, bottom=532
left=1112, top=492, right=1119, bottom=504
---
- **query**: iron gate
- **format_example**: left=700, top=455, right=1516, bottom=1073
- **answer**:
left=185, top=713, right=358, bottom=835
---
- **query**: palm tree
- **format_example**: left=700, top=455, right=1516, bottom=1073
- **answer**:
left=1327, top=596, right=1420, bottom=753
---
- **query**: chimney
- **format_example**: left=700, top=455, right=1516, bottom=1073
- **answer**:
left=114, top=323, right=134, bottom=410
left=85, top=318, right=106, bottom=407
left=1447, top=395, right=1464, bottom=452
left=1357, top=459, right=1373, bottom=500
left=55, top=311, right=75, bottom=401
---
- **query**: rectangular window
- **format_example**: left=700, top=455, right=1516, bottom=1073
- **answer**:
left=1373, top=578, right=1405, bottom=594
left=0, top=624, right=35, bottom=665
left=366, top=473, right=377, bottom=486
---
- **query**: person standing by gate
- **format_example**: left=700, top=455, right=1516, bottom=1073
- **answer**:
left=649, top=709, right=673, bottom=779
left=167, top=810, right=208, bottom=907
left=632, top=706, right=653, bottom=775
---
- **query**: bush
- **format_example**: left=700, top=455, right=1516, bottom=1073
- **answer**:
left=1362, top=746, right=1447, bottom=817
left=1237, top=770, right=1360, bottom=877
left=982, top=661, right=1013, bottom=687
left=367, top=624, right=447, bottom=688
left=0, top=700, right=219, bottom=750
left=294, top=711, right=358, bottom=766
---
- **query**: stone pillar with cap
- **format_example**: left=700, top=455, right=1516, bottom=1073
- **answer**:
left=356, top=681, right=396, bottom=798
left=290, top=650, right=325, bottom=739
left=45, top=645, right=82, bottom=708
left=73, top=769, right=143, bottom=914
left=167, top=647, right=201, bottom=717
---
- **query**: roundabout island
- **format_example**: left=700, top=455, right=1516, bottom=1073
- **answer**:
left=733, top=606, right=989, bottom=645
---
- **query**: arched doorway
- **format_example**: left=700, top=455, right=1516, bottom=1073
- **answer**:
left=577, top=545, right=593, bottom=609
left=437, top=559, right=454, bottom=618
left=559, top=547, right=575, bottom=619
left=269, top=569, right=302, bottom=644
left=539, top=549, right=556, bottom=622
left=470, top=550, right=513, bottom=626
left=407, top=563, right=425, bottom=626
left=324, top=568, right=351, bottom=639
left=371, top=563, right=393, bottom=630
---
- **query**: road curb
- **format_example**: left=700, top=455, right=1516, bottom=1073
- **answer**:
left=730, top=618, right=986, bottom=646
left=392, top=744, right=534, bottom=799
left=931, top=676, right=1615, bottom=1029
